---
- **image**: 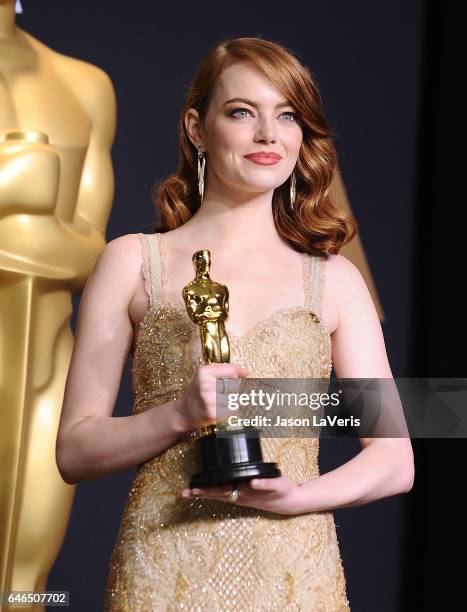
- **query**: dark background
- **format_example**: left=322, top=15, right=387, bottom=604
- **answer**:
left=11, top=1, right=463, bottom=610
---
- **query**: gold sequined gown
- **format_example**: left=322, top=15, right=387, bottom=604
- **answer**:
left=104, top=233, right=350, bottom=611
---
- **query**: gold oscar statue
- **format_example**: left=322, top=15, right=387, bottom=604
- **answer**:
left=183, top=250, right=231, bottom=368
left=182, top=249, right=281, bottom=488
left=0, top=2, right=116, bottom=607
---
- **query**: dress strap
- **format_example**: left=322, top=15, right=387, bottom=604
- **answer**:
left=305, top=254, right=327, bottom=321
left=138, top=233, right=164, bottom=307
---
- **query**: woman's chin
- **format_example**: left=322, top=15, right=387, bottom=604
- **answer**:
left=234, top=178, right=286, bottom=194
left=215, top=172, right=287, bottom=196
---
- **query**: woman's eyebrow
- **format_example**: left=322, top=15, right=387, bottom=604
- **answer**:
left=223, top=97, right=293, bottom=109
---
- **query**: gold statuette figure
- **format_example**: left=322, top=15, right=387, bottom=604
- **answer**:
left=182, top=249, right=230, bottom=366
left=182, top=249, right=281, bottom=488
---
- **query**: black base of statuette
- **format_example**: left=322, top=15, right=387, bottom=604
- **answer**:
left=189, top=427, right=281, bottom=488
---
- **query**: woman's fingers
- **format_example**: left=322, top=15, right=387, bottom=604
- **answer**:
left=249, top=477, right=287, bottom=493
left=180, top=478, right=282, bottom=499
left=180, top=485, right=232, bottom=498
left=249, top=478, right=274, bottom=490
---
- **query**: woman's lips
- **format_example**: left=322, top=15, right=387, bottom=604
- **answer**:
left=244, top=153, right=281, bottom=165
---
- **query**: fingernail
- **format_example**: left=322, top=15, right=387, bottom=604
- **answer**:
left=192, top=488, right=201, bottom=494
left=181, top=490, right=190, bottom=497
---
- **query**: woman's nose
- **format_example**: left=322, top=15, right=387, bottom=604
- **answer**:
left=254, top=118, right=277, bottom=144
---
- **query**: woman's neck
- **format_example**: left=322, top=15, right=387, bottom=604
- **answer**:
left=182, top=189, right=285, bottom=253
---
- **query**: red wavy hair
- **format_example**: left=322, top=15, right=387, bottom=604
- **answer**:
left=152, top=37, right=357, bottom=255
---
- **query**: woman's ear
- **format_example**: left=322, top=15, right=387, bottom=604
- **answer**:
left=184, top=108, right=204, bottom=149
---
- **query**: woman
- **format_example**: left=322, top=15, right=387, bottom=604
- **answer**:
left=56, top=37, right=414, bottom=610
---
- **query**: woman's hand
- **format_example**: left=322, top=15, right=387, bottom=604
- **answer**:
left=174, top=362, right=249, bottom=433
left=179, top=476, right=306, bottom=516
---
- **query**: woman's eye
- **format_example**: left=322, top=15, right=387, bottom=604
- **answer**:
left=229, top=108, right=253, bottom=118
left=229, top=108, right=299, bottom=122
left=281, top=112, right=298, bottom=121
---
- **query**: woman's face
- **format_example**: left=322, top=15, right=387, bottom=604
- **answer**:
left=186, top=61, right=303, bottom=195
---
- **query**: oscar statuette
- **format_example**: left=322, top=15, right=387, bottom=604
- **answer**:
left=182, top=249, right=281, bottom=488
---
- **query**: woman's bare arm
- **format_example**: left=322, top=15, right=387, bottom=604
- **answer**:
left=55, top=234, right=189, bottom=485
left=296, top=254, right=415, bottom=513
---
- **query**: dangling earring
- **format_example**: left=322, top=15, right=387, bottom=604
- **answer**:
left=290, top=171, right=296, bottom=210
left=197, top=146, right=206, bottom=203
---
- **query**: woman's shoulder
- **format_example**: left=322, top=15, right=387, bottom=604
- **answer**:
left=324, top=252, right=375, bottom=315
left=101, top=233, right=143, bottom=261
left=93, top=233, right=145, bottom=289
left=325, top=251, right=363, bottom=280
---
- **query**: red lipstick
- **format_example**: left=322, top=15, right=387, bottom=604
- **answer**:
left=243, top=152, right=282, bottom=165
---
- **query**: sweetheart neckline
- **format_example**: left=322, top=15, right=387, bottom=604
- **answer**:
left=134, top=300, right=331, bottom=348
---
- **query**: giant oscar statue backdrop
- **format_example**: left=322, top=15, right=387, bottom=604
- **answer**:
left=0, top=0, right=116, bottom=607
